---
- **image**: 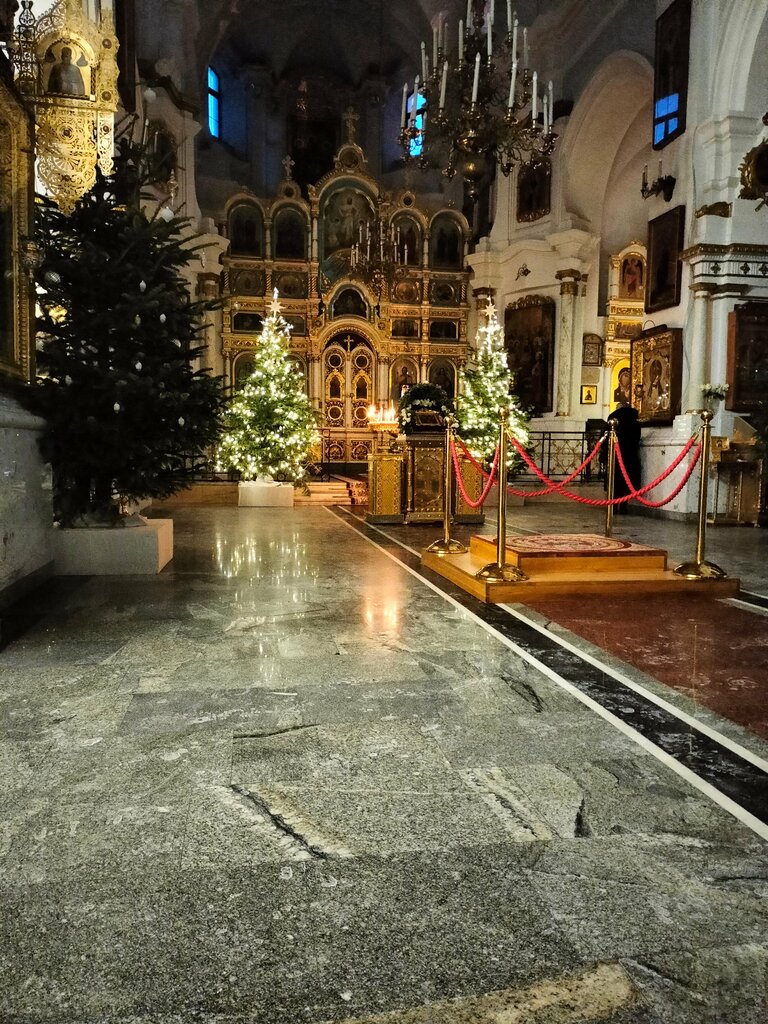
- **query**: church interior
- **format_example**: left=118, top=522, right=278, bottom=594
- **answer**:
left=1, top=1, right=768, bottom=1021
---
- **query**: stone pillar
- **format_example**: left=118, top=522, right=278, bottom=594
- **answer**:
left=555, top=270, right=581, bottom=417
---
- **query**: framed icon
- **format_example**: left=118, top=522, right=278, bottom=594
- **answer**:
left=580, top=385, right=598, bottom=405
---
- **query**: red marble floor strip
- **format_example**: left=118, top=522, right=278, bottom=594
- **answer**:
left=525, top=594, right=768, bottom=741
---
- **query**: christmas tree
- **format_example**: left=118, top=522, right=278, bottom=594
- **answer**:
left=217, top=293, right=319, bottom=482
left=457, top=297, right=528, bottom=462
left=25, top=131, right=225, bottom=526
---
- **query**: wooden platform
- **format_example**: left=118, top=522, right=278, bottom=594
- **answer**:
left=422, top=532, right=740, bottom=603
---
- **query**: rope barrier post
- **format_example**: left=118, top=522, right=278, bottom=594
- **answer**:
left=476, top=408, right=528, bottom=583
left=426, top=415, right=468, bottom=555
left=605, top=418, right=617, bottom=537
left=674, top=410, right=727, bottom=580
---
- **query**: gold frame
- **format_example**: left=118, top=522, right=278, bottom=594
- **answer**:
left=0, top=73, right=35, bottom=382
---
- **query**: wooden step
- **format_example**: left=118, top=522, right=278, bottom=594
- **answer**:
left=469, top=532, right=668, bottom=574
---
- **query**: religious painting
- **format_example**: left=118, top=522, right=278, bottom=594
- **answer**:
left=582, top=333, right=603, bottom=366
left=393, top=216, right=421, bottom=266
left=229, top=204, right=263, bottom=257
left=230, top=268, right=265, bottom=296
left=233, top=353, right=255, bottom=389
left=580, top=385, right=597, bottom=405
left=516, top=161, right=551, bottom=222
left=273, top=270, right=307, bottom=299
left=630, top=327, right=683, bottom=424
left=44, top=40, right=91, bottom=97
left=611, top=362, right=631, bottom=409
left=504, top=296, right=556, bottom=415
left=284, top=315, right=306, bottom=336
left=391, top=318, right=420, bottom=339
left=332, top=287, right=367, bottom=319
left=428, top=320, right=458, bottom=340
left=393, top=278, right=421, bottom=304
left=232, top=312, right=263, bottom=334
left=430, top=215, right=462, bottom=269
left=646, top=206, right=685, bottom=313
left=390, top=357, right=419, bottom=403
left=428, top=358, right=456, bottom=400
left=618, top=254, right=645, bottom=301
left=273, top=207, right=306, bottom=260
left=614, top=321, right=643, bottom=340
left=726, top=302, right=768, bottom=412
left=322, top=188, right=373, bottom=257
left=430, top=279, right=459, bottom=306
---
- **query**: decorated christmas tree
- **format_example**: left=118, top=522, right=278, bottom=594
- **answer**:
left=457, top=297, right=528, bottom=462
left=217, top=293, right=319, bottom=482
left=25, top=132, right=226, bottom=526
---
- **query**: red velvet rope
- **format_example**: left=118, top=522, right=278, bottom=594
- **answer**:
left=507, top=430, right=701, bottom=507
left=455, top=433, right=606, bottom=497
left=451, top=440, right=499, bottom=508
left=614, top=435, right=701, bottom=507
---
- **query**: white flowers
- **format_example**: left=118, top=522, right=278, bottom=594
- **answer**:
left=113, top=402, right=121, bottom=412
left=701, top=382, right=729, bottom=399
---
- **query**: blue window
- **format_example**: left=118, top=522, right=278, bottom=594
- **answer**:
left=407, top=90, right=427, bottom=158
left=653, top=93, right=679, bottom=146
left=207, top=66, right=221, bottom=139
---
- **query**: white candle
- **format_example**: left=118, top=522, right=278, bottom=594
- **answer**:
left=542, top=94, right=548, bottom=133
left=508, top=60, right=517, bottom=109
left=467, top=0, right=472, bottom=28
left=404, top=243, right=409, bottom=264
left=472, top=52, right=481, bottom=103
left=487, top=14, right=492, bottom=57
left=440, top=60, right=448, bottom=109
left=642, top=164, right=648, bottom=188
left=548, top=79, right=553, bottom=121
left=532, top=71, right=537, bottom=122
left=523, top=26, right=528, bottom=67
left=421, top=41, right=427, bottom=83
left=491, top=0, right=495, bottom=25
left=410, top=75, right=420, bottom=124
left=400, top=83, right=408, bottom=128
left=507, top=0, right=512, bottom=32
left=512, top=16, right=517, bottom=58
left=458, top=19, right=464, bottom=62
left=433, top=25, right=438, bottom=68
left=658, top=158, right=663, bottom=177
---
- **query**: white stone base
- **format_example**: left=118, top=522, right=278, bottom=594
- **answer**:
left=238, top=481, right=295, bottom=507
left=52, top=518, right=173, bottom=575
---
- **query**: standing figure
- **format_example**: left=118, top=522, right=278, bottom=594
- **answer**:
left=608, top=405, right=641, bottom=513
left=48, top=46, right=85, bottom=96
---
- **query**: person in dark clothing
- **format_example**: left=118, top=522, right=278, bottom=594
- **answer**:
left=607, top=405, right=641, bottom=512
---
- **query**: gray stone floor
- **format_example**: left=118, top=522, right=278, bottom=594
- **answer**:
left=1, top=505, right=767, bottom=1023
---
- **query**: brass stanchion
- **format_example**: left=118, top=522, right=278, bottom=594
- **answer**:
left=426, top=415, right=468, bottom=555
left=476, top=408, right=528, bottom=582
left=605, top=419, right=617, bottom=538
left=674, top=409, right=727, bottom=579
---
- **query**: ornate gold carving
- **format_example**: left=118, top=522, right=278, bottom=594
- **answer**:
left=14, top=0, right=118, bottom=213
left=739, top=138, right=768, bottom=207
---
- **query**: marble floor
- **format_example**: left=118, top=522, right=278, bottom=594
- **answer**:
left=1, top=502, right=767, bottom=1024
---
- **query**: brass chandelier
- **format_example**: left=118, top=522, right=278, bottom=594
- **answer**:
left=399, top=1, right=556, bottom=201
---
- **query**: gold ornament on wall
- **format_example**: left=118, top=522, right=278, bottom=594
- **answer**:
left=13, top=0, right=118, bottom=214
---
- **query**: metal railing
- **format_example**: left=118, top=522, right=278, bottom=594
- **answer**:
left=516, top=430, right=605, bottom=483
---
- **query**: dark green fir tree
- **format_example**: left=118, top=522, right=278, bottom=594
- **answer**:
left=26, top=130, right=225, bottom=525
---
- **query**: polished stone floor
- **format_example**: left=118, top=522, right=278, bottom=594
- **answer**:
left=1, top=503, right=767, bottom=1024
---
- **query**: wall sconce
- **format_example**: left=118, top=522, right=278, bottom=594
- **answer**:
left=641, top=160, right=676, bottom=202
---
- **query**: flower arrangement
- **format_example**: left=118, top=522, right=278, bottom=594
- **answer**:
left=397, top=382, right=453, bottom=434
left=701, top=382, right=729, bottom=400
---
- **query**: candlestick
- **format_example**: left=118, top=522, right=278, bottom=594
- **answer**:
left=487, top=14, right=492, bottom=57
left=433, top=25, right=438, bottom=68
left=420, top=41, right=427, bottom=83
left=472, top=51, right=481, bottom=103
left=491, top=0, right=495, bottom=25
left=458, top=19, right=464, bottom=62
left=508, top=60, right=517, bottom=110
left=400, top=83, right=407, bottom=128
left=532, top=70, right=537, bottom=122
left=658, top=159, right=663, bottom=177
left=548, top=79, right=553, bottom=121
left=523, top=26, right=528, bottom=68
left=542, top=94, right=548, bottom=133
left=410, top=75, right=420, bottom=124
left=507, top=0, right=512, bottom=32
left=467, top=0, right=472, bottom=28
left=642, top=164, right=648, bottom=188
left=439, top=60, right=448, bottom=109
left=512, top=16, right=517, bottom=59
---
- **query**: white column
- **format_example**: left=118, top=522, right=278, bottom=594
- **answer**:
left=685, top=285, right=713, bottom=412
left=555, top=271, right=581, bottom=417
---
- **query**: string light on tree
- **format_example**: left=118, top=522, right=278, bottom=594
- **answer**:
left=458, top=296, right=528, bottom=462
left=217, top=295, right=319, bottom=482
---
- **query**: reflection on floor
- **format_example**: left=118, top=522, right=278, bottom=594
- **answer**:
left=0, top=504, right=766, bottom=1024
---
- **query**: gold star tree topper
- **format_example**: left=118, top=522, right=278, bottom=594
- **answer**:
left=485, top=296, right=497, bottom=321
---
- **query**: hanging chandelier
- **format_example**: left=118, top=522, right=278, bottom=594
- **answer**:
left=399, top=1, right=557, bottom=201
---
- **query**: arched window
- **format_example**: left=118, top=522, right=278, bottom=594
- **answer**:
left=274, top=208, right=307, bottom=259
left=207, top=67, right=221, bottom=139
left=407, top=90, right=427, bottom=157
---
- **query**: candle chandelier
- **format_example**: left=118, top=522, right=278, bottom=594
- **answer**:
left=399, top=1, right=557, bottom=201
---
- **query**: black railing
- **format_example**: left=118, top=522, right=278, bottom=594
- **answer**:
left=517, top=430, right=605, bottom=483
